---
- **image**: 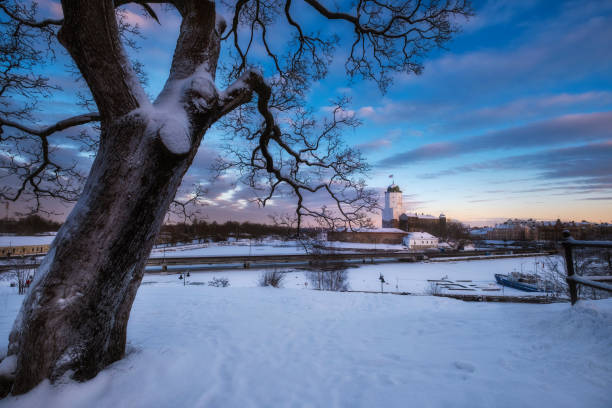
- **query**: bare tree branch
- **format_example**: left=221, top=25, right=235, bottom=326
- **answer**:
left=215, top=70, right=378, bottom=231
left=168, top=183, right=209, bottom=224
left=0, top=112, right=100, bottom=137
left=0, top=2, right=63, bottom=28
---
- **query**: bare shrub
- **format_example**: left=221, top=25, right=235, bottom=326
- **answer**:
left=258, top=270, right=285, bottom=288
left=541, top=251, right=611, bottom=301
left=540, top=256, right=569, bottom=298
left=302, top=237, right=349, bottom=291
left=207, top=277, right=230, bottom=287
left=426, top=282, right=441, bottom=295
left=306, top=266, right=350, bottom=292
left=8, top=258, right=36, bottom=295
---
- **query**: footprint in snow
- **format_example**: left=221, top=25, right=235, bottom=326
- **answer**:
left=453, top=361, right=476, bottom=373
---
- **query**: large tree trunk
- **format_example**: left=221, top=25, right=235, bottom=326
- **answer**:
left=6, top=116, right=198, bottom=394
left=0, top=0, right=245, bottom=396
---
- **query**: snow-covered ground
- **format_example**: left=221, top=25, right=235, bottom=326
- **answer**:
left=0, top=234, right=55, bottom=247
left=142, top=256, right=555, bottom=296
left=0, top=280, right=610, bottom=408
left=321, top=241, right=409, bottom=251
left=150, top=241, right=308, bottom=258
left=150, top=240, right=412, bottom=258
left=0, top=255, right=558, bottom=296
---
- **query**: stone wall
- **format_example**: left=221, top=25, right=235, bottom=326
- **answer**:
left=327, top=231, right=408, bottom=245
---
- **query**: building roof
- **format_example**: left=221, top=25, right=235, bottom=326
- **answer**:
left=405, top=232, right=438, bottom=239
left=403, top=212, right=437, bottom=219
left=335, top=227, right=408, bottom=234
left=387, top=184, right=401, bottom=193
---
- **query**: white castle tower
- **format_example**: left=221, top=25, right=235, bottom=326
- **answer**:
left=382, top=184, right=403, bottom=228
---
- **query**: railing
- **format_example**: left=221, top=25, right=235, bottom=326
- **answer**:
left=561, top=230, right=612, bottom=305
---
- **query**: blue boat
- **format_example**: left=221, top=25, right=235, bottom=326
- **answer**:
left=495, top=273, right=539, bottom=292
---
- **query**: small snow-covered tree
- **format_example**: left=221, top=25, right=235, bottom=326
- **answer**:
left=0, top=0, right=472, bottom=395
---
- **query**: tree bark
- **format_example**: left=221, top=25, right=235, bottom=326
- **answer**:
left=2, top=0, right=226, bottom=395
left=7, top=113, right=200, bottom=394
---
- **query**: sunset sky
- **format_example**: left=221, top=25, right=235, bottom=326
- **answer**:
left=6, top=0, right=612, bottom=226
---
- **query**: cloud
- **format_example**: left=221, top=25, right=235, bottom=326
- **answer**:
left=356, top=138, right=394, bottom=151
left=355, top=90, right=612, bottom=135
left=380, top=0, right=612, bottom=116
left=439, top=91, right=612, bottom=133
left=417, top=141, right=612, bottom=196
left=468, top=199, right=500, bottom=203
left=462, top=0, right=539, bottom=32
left=428, top=5, right=610, bottom=91
left=37, top=0, right=63, bottom=19
left=355, top=129, right=402, bottom=151
left=379, top=111, right=612, bottom=166
left=355, top=100, right=452, bottom=124
left=578, top=196, right=612, bottom=201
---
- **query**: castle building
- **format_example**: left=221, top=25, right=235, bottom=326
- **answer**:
left=382, top=184, right=403, bottom=228
left=382, top=183, right=448, bottom=237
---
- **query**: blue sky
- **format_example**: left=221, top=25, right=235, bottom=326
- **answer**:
left=7, top=0, right=612, bottom=225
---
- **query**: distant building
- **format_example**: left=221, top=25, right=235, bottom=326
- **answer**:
left=0, top=244, right=49, bottom=258
left=381, top=183, right=448, bottom=237
left=403, top=232, right=439, bottom=249
left=468, top=218, right=612, bottom=242
left=327, top=228, right=409, bottom=245
left=382, top=184, right=403, bottom=228
left=399, top=212, right=447, bottom=236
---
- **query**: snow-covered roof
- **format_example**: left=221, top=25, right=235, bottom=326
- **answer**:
left=403, top=212, right=437, bottom=219
left=335, top=227, right=408, bottom=234
left=405, top=232, right=437, bottom=239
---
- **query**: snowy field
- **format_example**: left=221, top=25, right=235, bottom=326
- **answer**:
left=149, top=240, right=409, bottom=258
left=150, top=241, right=307, bottom=258
left=0, top=281, right=610, bottom=408
left=142, top=256, right=556, bottom=296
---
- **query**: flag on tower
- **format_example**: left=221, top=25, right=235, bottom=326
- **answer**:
left=389, top=174, right=393, bottom=178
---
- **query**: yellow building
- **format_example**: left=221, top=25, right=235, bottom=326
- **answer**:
left=0, top=244, right=50, bottom=258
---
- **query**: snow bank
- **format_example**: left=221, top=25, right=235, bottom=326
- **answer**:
left=0, top=235, right=55, bottom=247
left=142, top=67, right=219, bottom=155
left=0, top=355, right=16, bottom=379
left=0, top=281, right=610, bottom=407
